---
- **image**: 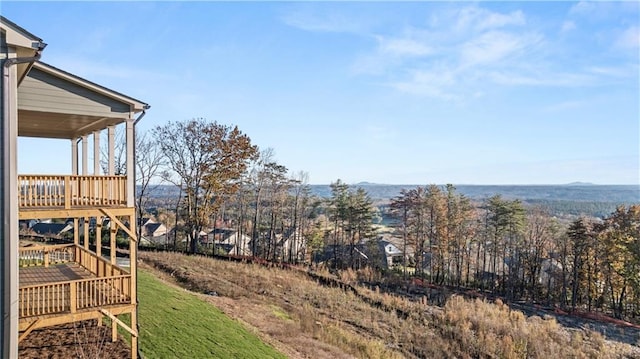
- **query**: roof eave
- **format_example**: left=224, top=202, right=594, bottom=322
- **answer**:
left=32, top=61, right=149, bottom=115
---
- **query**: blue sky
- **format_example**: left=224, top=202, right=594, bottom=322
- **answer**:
left=4, top=1, right=639, bottom=185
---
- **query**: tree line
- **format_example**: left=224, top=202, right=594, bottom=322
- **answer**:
left=388, top=186, right=639, bottom=319
left=131, top=118, right=639, bottom=321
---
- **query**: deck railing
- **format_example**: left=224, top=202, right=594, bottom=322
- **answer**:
left=18, top=244, right=75, bottom=267
left=18, top=175, right=127, bottom=209
left=18, top=244, right=132, bottom=318
left=19, top=275, right=132, bottom=318
left=76, top=245, right=128, bottom=277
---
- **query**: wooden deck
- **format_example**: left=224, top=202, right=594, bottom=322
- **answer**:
left=20, top=262, right=92, bottom=286
left=18, top=244, right=133, bottom=332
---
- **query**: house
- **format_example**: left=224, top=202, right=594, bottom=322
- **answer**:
left=1, top=16, right=147, bottom=358
left=376, top=234, right=412, bottom=269
left=139, top=217, right=167, bottom=239
left=314, top=243, right=381, bottom=269
left=138, top=219, right=168, bottom=247
left=29, top=222, right=73, bottom=238
left=207, top=228, right=252, bottom=256
left=277, top=227, right=306, bottom=263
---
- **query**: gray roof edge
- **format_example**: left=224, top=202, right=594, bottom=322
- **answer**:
left=0, top=16, right=45, bottom=44
left=34, top=60, right=150, bottom=110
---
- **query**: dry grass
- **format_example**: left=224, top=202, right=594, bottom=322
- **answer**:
left=140, top=251, right=639, bottom=359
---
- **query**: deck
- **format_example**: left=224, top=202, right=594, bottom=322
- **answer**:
left=18, top=244, right=133, bottom=333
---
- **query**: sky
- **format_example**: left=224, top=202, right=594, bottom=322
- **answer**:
left=3, top=1, right=639, bottom=185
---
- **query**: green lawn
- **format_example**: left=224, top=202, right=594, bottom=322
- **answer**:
left=130, top=270, right=285, bottom=359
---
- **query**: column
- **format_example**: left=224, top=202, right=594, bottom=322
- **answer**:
left=71, top=139, right=78, bottom=175
left=126, top=119, right=134, bottom=207
left=108, top=125, right=115, bottom=175
left=93, top=130, right=100, bottom=175
left=1, top=52, right=19, bottom=359
left=82, top=135, right=88, bottom=175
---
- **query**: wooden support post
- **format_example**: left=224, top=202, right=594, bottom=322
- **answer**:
left=70, top=282, right=77, bottom=313
left=112, top=314, right=118, bottom=342
left=129, top=213, right=138, bottom=357
left=131, top=311, right=138, bottom=359
left=82, top=135, right=88, bottom=175
left=110, top=227, right=116, bottom=267
left=73, top=218, right=79, bottom=245
left=96, top=218, right=102, bottom=275
left=64, top=175, right=70, bottom=209
left=93, top=130, right=101, bottom=175
left=43, top=249, right=49, bottom=268
left=108, top=125, right=115, bottom=175
left=84, top=217, right=89, bottom=251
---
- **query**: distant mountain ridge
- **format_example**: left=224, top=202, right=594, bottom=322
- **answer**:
left=306, top=184, right=640, bottom=203
left=144, top=184, right=639, bottom=218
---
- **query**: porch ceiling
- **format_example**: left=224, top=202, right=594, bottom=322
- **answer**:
left=17, top=61, right=148, bottom=140
left=18, top=110, right=124, bottom=139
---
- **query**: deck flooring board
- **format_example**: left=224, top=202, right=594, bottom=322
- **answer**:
left=20, top=263, right=93, bottom=287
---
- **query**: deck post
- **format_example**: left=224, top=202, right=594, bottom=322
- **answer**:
left=84, top=217, right=89, bottom=251
left=93, top=130, right=100, bottom=175
left=69, top=282, right=77, bottom=313
left=81, top=135, right=88, bottom=176
left=110, top=227, right=116, bottom=267
left=96, top=218, right=102, bottom=275
left=130, top=214, right=138, bottom=358
left=64, top=176, right=70, bottom=209
left=111, top=315, right=117, bottom=342
left=107, top=125, right=115, bottom=176
left=125, top=119, right=134, bottom=207
left=73, top=218, right=79, bottom=245
left=44, top=249, right=49, bottom=267
left=71, top=139, right=78, bottom=175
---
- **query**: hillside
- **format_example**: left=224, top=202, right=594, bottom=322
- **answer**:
left=19, top=268, right=285, bottom=359
left=140, top=251, right=640, bottom=359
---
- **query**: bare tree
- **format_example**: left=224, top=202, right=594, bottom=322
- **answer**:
left=153, top=118, right=258, bottom=254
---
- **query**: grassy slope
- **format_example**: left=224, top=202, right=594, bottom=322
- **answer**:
left=140, top=252, right=640, bottom=359
left=135, top=269, right=285, bottom=359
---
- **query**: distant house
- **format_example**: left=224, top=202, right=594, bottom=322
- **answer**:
left=376, top=234, right=413, bottom=269
left=140, top=219, right=167, bottom=238
left=277, top=227, right=306, bottom=262
left=539, top=258, right=563, bottom=287
left=26, top=222, right=73, bottom=240
left=207, top=228, right=252, bottom=256
left=314, top=243, right=380, bottom=269
left=136, top=217, right=169, bottom=246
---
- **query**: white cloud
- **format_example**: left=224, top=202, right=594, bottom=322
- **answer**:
left=460, top=30, right=534, bottom=67
left=614, top=25, right=640, bottom=50
left=291, top=3, right=637, bottom=101
left=455, top=6, right=526, bottom=32
left=543, top=100, right=586, bottom=112
left=561, top=20, right=576, bottom=33
left=377, top=36, right=432, bottom=57
left=487, top=71, right=594, bottom=87
left=281, top=10, right=363, bottom=34
left=568, top=1, right=638, bottom=22
left=586, top=64, right=637, bottom=78
left=390, top=67, right=458, bottom=101
left=568, top=1, right=598, bottom=17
